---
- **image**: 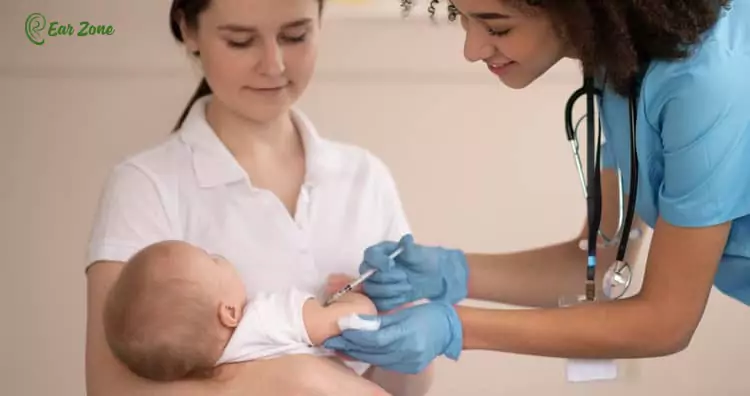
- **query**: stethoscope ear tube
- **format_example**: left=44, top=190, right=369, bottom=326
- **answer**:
left=565, top=86, right=586, bottom=142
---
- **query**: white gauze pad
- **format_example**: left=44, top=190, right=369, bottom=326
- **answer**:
left=337, top=313, right=381, bottom=331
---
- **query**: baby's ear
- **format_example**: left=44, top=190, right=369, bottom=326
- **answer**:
left=218, top=302, right=241, bottom=328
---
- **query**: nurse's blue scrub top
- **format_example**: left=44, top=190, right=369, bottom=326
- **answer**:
left=599, top=1, right=750, bottom=306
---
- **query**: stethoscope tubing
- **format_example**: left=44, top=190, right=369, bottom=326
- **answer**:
left=564, top=75, right=641, bottom=300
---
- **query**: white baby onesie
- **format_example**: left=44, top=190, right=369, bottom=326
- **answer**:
left=215, top=287, right=375, bottom=375
left=215, top=287, right=327, bottom=364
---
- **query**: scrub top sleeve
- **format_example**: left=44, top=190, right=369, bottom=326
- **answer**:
left=86, top=163, right=174, bottom=268
left=657, top=62, right=750, bottom=227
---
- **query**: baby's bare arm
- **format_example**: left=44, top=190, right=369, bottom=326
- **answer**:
left=303, top=292, right=377, bottom=346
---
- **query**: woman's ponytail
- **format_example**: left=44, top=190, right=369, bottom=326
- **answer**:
left=172, top=77, right=211, bottom=132
left=169, top=0, right=213, bottom=132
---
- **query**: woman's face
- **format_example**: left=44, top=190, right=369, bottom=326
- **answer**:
left=451, top=0, right=569, bottom=89
left=180, top=0, right=320, bottom=123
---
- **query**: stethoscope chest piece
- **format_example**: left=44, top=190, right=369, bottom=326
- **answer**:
left=603, top=260, right=633, bottom=300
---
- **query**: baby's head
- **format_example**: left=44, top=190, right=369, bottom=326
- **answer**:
left=103, top=240, right=247, bottom=381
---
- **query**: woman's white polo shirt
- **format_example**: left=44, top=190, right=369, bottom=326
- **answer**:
left=87, top=95, right=410, bottom=300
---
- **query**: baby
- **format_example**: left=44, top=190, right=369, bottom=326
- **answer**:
left=103, top=240, right=379, bottom=381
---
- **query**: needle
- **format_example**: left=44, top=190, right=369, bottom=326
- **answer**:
left=323, top=246, right=404, bottom=307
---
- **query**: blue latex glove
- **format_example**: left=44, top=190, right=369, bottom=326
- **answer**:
left=323, top=301, right=463, bottom=374
left=361, top=234, right=469, bottom=311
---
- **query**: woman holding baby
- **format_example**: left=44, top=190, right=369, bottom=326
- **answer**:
left=84, top=0, right=432, bottom=395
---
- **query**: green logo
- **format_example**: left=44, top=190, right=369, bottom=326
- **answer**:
left=25, top=12, right=115, bottom=46
left=25, top=13, right=46, bottom=45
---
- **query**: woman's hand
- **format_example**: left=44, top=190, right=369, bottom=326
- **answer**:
left=360, top=234, right=469, bottom=311
left=323, top=301, right=463, bottom=375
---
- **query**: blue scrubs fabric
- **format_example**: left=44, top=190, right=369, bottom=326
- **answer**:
left=599, top=2, right=750, bottom=306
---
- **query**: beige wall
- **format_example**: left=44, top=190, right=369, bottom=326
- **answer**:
left=2, top=1, right=750, bottom=395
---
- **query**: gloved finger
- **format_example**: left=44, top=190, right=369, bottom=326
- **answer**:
left=338, top=327, right=403, bottom=350
left=397, top=234, right=414, bottom=250
left=362, top=280, right=411, bottom=299
left=322, top=335, right=357, bottom=351
left=396, top=234, right=425, bottom=268
left=323, top=332, right=392, bottom=353
left=362, top=241, right=400, bottom=271
left=363, top=269, right=408, bottom=287
left=371, top=295, right=412, bottom=312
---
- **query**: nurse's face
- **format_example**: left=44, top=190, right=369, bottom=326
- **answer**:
left=451, top=0, right=569, bottom=89
left=180, top=0, right=321, bottom=123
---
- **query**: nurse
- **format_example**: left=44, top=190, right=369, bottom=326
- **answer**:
left=323, top=0, right=750, bottom=374
left=83, top=0, right=433, bottom=394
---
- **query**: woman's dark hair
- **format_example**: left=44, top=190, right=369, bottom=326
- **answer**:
left=168, top=0, right=325, bottom=131
left=169, top=0, right=213, bottom=131
left=408, top=0, right=732, bottom=96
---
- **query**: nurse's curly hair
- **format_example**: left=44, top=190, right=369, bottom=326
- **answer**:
left=407, top=0, right=732, bottom=96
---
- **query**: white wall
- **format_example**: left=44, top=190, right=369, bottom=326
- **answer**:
left=2, top=1, right=749, bottom=395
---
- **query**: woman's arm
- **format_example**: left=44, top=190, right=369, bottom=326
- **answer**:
left=87, top=262, right=389, bottom=396
left=362, top=365, right=435, bottom=396
left=324, top=216, right=728, bottom=370
left=465, top=168, right=644, bottom=307
left=459, top=216, right=729, bottom=358
left=460, top=61, right=749, bottom=357
left=86, top=262, right=223, bottom=395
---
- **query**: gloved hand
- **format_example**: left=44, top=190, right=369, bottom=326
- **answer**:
left=323, top=301, right=463, bottom=374
left=360, top=234, right=469, bottom=312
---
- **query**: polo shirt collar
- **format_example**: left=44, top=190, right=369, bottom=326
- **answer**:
left=178, top=95, right=339, bottom=188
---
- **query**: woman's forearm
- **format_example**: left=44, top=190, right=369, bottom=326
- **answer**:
left=87, top=377, right=221, bottom=396
left=86, top=358, right=222, bottom=396
left=465, top=239, right=617, bottom=307
left=465, top=216, right=649, bottom=308
left=364, top=363, right=435, bottom=396
left=464, top=169, right=634, bottom=308
left=456, top=297, right=688, bottom=359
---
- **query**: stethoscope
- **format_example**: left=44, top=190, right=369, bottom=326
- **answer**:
left=564, top=76, right=641, bottom=301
